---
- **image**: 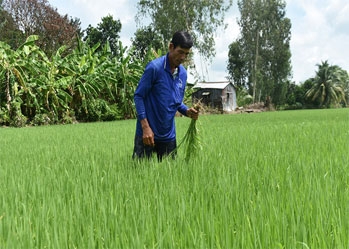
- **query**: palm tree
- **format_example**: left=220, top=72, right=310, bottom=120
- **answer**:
left=336, top=70, right=349, bottom=106
left=306, top=61, right=347, bottom=108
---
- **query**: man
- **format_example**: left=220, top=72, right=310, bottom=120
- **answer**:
left=133, top=31, right=199, bottom=161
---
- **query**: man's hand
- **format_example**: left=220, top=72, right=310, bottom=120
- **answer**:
left=186, top=107, right=199, bottom=120
left=141, top=118, right=155, bottom=147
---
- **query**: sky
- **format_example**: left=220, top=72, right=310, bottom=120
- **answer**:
left=49, top=0, right=349, bottom=84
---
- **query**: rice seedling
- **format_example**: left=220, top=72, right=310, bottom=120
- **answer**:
left=175, top=103, right=202, bottom=162
left=0, top=108, right=348, bottom=248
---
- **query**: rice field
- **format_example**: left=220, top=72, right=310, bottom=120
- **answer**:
left=0, top=108, right=348, bottom=248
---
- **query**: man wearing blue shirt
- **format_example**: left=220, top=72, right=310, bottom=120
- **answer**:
left=133, top=31, right=199, bottom=161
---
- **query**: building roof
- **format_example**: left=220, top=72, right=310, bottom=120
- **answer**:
left=193, top=81, right=231, bottom=90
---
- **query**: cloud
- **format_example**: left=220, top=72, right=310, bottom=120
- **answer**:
left=287, top=0, right=349, bottom=82
left=49, top=0, right=349, bottom=84
left=50, top=0, right=138, bottom=44
left=71, top=0, right=136, bottom=26
left=188, top=12, right=240, bottom=82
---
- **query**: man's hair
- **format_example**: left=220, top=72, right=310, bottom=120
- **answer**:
left=171, top=31, right=193, bottom=49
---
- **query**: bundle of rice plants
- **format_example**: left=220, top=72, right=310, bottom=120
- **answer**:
left=176, top=103, right=202, bottom=162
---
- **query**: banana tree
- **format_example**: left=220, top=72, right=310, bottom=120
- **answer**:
left=29, top=45, right=73, bottom=120
left=0, top=36, right=38, bottom=120
left=114, top=42, right=144, bottom=118
left=63, top=41, right=115, bottom=120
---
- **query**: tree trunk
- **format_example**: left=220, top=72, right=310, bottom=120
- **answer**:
left=253, top=30, right=259, bottom=103
left=5, top=70, right=11, bottom=113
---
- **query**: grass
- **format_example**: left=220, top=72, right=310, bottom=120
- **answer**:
left=0, top=108, right=348, bottom=248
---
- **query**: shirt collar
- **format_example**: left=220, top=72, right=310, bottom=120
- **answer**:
left=164, top=53, right=179, bottom=74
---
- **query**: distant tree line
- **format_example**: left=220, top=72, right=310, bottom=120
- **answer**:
left=1, top=0, right=81, bottom=56
left=1, top=0, right=347, bottom=127
left=227, top=0, right=348, bottom=109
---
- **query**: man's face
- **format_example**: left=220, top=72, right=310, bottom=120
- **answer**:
left=169, top=44, right=191, bottom=68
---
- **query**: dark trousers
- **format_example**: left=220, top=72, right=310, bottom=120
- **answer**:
left=132, top=135, right=177, bottom=161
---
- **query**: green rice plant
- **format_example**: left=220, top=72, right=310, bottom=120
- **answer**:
left=175, top=103, right=202, bottom=162
left=0, top=108, right=348, bottom=248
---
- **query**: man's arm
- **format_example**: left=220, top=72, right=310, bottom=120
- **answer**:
left=140, top=118, right=155, bottom=147
left=186, top=107, right=199, bottom=120
left=134, top=62, right=156, bottom=147
left=178, top=103, right=199, bottom=120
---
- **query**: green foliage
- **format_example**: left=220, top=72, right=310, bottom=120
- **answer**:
left=0, top=36, right=37, bottom=120
left=84, top=15, right=122, bottom=57
left=232, top=0, right=292, bottom=106
left=283, top=81, right=304, bottom=110
left=0, top=35, right=144, bottom=126
left=81, top=99, right=121, bottom=122
left=0, top=6, right=25, bottom=49
left=227, top=41, right=247, bottom=89
left=32, top=113, right=55, bottom=126
left=136, top=0, right=233, bottom=63
left=131, top=26, right=165, bottom=63
left=236, top=87, right=253, bottom=107
left=2, top=0, right=81, bottom=56
left=114, top=41, right=144, bottom=119
left=0, top=107, right=10, bottom=124
left=305, top=61, right=347, bottom=108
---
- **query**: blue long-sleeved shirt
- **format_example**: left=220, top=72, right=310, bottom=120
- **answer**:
left=134, top=53, right=189, bottom=142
